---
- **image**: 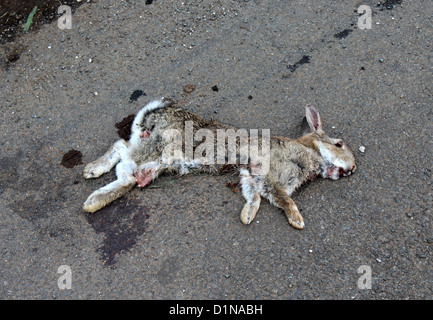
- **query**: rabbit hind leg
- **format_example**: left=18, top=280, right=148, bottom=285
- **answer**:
left=83, top=160, right=136, bottom=213
left=239, top=169, right=262, bottom=225
left=270, top=187, right=304, bottom=229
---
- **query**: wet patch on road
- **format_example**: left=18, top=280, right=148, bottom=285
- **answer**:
left=86, top=198, right=150, bottom=266
left=61, top=149, right=83, bottom=168
left=0, top=157, right=19, bottom=193
left=334, top=29, right=353, bottom=40
left=129, top=90, right=146, bottom=102
left=287, top=55, right=311, bottom=73
left=115, top=114, right=136, bottom=140
left=2, top=144, right=82, bottom=222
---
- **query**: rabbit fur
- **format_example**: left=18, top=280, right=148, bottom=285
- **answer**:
left=83, top=98, right=356, bottom=229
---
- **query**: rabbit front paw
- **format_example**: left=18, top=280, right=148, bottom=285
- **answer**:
left=83, top=161, right=107, bottom=179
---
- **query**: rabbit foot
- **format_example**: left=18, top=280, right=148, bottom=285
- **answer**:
left=83, top=191, right=107, bottom=213
left=240, top=193, right=261, bottom=224
left=240, top=203, right=257, bottom=224
left=83, top=161, right=107, bottom=179
left=287, top=210, right=304, bottom=229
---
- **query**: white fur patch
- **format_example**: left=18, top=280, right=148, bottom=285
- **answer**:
left=130, top=99, right=166, bottom=146
left=317, top=142, right=346, bottom=169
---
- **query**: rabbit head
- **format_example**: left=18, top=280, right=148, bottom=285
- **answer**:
left=298, top=105, right=356, bottom=180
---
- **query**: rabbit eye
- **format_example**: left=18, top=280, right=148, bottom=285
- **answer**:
left=334, top=142, right=343, bottom=148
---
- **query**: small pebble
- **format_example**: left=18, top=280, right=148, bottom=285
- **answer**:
left=406, top=212, right=415, bottom=218
left=359, top=146, right=365, bottom=153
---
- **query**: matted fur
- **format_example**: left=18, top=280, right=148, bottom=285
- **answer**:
left=83, top=98, right=356, bottom=229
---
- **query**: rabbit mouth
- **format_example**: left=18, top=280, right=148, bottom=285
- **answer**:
left=324, top=165, right=353, bottom=180
left=339, top=167, right=354, bottom=177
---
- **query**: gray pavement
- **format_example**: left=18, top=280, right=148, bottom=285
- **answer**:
left=0, top=0, right=432, bottom=299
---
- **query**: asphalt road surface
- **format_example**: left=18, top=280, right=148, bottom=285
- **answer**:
left=0, top=0, right=432, bottom=299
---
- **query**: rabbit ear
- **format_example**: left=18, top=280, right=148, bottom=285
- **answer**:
left=305, top=105, right=322, bottom=132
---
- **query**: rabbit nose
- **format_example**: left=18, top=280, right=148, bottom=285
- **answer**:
left=340, top=168, right=352, bottom=176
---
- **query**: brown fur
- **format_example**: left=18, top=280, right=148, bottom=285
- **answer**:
left=83, top=99, right=356, bottom=229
